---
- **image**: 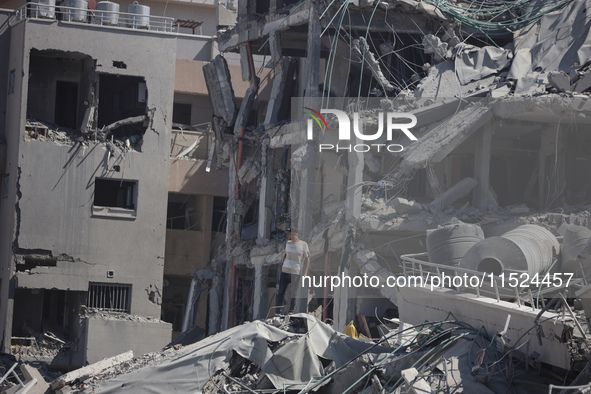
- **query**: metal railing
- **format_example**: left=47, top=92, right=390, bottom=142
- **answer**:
left=399, top=252, right=582, bottom=310
left=171, top=125, right=212, bottom=160
left=87, top=282, right=131, bottom=313
left=14, top=3, right=175, bottom=33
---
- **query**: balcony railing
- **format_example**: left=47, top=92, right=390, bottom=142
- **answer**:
left=400, top=252, right=585, bottom=309
left=14, top=3, right=175, bottom=33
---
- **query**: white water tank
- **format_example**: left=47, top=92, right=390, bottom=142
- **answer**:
left=29, top=0, right=56, bottom=19
left=93, top=1, right=119, bottom=25
left=127, top=1, right=149, bottom=29
left=62, top=0, right=88, bottom=22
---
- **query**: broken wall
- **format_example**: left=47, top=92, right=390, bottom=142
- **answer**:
left=83, top=317, right=172, bottom=365
left=0, top=18, right=176, bottom=356
left=26, top=51, right=94, bottom=128
left=16, top=19, right=175, bottom=311
left=0, top=18, right=26, bottom=353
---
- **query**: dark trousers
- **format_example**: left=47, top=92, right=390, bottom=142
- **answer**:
left=276, top=272, right=299, bottom=312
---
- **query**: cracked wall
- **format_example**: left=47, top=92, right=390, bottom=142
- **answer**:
left=0, top=19, right=176, bottom=353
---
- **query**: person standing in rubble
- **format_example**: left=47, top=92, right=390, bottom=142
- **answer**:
left=276, top=228, right=310, bottom=314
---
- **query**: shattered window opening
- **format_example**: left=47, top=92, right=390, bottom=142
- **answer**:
left=212, top=196, right=228, bottom=233
left=96, top=74, right=148, bottom=149
left=12, top=288, right=83, bottom=342
left=167, top=193, right=199, bottom=231
left=170, top=129, right=211, bottom=160
left=161, top=275, right=191, bottom=333
left=172, top=102, right=192, bottom=125
left=92, top=178, right=138, bottom=218
left=26, top=49, right=92, bottom=132
left=15, top=257, right=57, bottom=272
left=87, top=282, right=131, bottom=313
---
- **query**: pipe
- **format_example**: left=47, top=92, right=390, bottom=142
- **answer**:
left=235, top=127, right=245, bottom=199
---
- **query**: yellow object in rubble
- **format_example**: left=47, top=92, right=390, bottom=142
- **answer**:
left=343, top=320, right=358, bottom=339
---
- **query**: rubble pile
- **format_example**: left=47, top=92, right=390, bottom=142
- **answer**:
left=38, top=311, right=588, bottom=393
left=24, top=115, right=146, bottom=152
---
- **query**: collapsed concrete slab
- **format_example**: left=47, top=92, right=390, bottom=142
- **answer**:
left=51, top=350, right=134, bottom=390
left=203, top=55, right=236, bottom=128
left=92, top=314, right=391, bottom=393
left=388, top=103, right=492, bottom=189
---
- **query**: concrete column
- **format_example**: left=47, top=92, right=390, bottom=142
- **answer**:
left=335, top=143, right=363, bottom=326
left=2, top=278, right=14, bottom=353
left=296, top=0, right=321, bottom=237
left=304, top=1, right=321, bottom=98
left=220, top=258, right=232, bottom=331
left=220, top=153, right=237, bottom=331
left=252, top=263, right=269, bottom=319
left=292, top=2, right=322, bottom=314
left=258, top=141, right=274, bottom=242
left=335, top=118, right=364, bottom=329
left=345, top=142, right=364, bottom=221
left=237, top=0, right=249, bottom=23
left=265, top=61, right=291, bottom=125
left=333, top=235, right=355, bottom=332
left=207, top=260, right=223, bottom=335
left=472, top=121, right=492, bottom=211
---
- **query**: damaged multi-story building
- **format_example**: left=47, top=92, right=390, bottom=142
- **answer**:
left=0, top=0, right=266, bottom=367
left=196, top=0, right=591, bottom=385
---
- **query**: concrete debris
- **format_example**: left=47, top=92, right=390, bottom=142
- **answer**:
left=422, top=34, right=448, bottom=63
left=548, top=71, right=572, bottom=92
left=204, top=0, right=591, bottom=391
left=203, top=55, right=236, bottom=128
left=401, top=367, right=432, bottom=394
left=391, top=197, right=423, bottom=214
left=100, top=115, right=147, bottom=134
left=25, top=117, right=145, bottom=152
left=50, top=351, right=134, bottom=391
left=237, top=158, right=260, bottom=185
left=88, top=314, right=395, bottom=393
left=61, top=308, right=580, bottom=394
left=562, top=225, right=591, bottom=273
left=12, top=0, right=591, bottom=391
left=351, top=37, right=395, bottom=92
left=573, top=71, right=591, bottom=93
left=17, top=364, right=50, bottom=394
left=428, top=177, right=478, bottom=213
left=453, top=44, right=512, bottom=85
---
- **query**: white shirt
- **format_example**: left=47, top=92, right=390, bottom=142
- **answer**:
left=282, top=240, right=310, bottom=274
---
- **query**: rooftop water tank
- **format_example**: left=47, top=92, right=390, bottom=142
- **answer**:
left=127, top=1, right=149, bottom=29
left=426, top=221, right=484, bottom=268
left=62, top=0, right=88, bottom=22
left=561, top=225, right=591, bottom=274
left=460, top=224, right=560, bottom=277
left=29, top=0, right=56, bottom=19
left=93, top=1, right=119, bottom=25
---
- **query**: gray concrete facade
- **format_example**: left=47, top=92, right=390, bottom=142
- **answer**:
left=0, top=18, right=176, bottom=360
